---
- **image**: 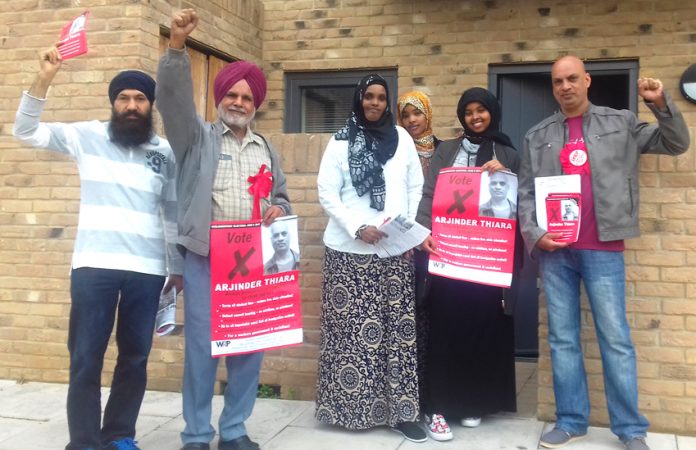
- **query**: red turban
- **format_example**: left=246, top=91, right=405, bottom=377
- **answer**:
left=213, top=60, right=267, bottom=109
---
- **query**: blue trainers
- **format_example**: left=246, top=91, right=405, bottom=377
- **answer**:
left=103, top=438, right=141, bottom=450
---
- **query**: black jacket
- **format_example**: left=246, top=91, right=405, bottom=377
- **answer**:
left=415, top=137, right=522, bottom=315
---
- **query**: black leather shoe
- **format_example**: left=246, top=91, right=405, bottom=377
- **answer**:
left=181, top=443, right=210, bottom=450
left=218, top=435, right=260, bottom=450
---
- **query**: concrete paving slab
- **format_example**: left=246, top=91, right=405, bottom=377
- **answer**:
left=0, top=417, right=33, bottom=443
left=138, top=429, right=181, bottom=449
left=0, top=381, right=68, bottom=421
left=155, top=412, right=185, bottom=433
left=644, top=433, right=678, bottom=450
left=0, top=415, right=69, bottom=450
left=678, top=435, right=696, bottom=450
left=133, top=415, right=179, bottom=443
left=284, top=400, right=319, bottom=428
left=0, top=380, right=692, bottom=450
left=139, top=389, right=185, bottom=418
left=246, top=399, right=313, bottom=445
left=263, top=423, right=402, bottom=450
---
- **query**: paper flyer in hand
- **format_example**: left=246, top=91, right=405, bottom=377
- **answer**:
left=428, top=167, right=518, bottom=288
left=534, top=174, right=581, bottom=231
left=57, top=11, right=89, bottom=60
left=545, top=193, right=581, bottom=243
left=155, top=286, right=177, bottom=337
left=373, top=214, right=431, bottom=258
left=209, top=216, right=302, bottom=357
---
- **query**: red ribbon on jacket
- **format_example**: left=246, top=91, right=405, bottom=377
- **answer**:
left=247, top=164, right=273, bottom=220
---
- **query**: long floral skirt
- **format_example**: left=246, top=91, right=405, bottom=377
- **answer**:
left=315, top=247, right=419, bottom=429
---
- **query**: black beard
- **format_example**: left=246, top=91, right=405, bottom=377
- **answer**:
left=110, top=108, right=153, bottom=147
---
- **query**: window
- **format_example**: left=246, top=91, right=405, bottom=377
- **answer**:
left=488, top=59, right=639, bottom=152
left=284, top=69, right=398, bottom=133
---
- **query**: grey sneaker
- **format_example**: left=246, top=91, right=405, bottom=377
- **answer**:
left=539, top=428, right=586, bottom=448
left=624, top=437, right=650, bottom=450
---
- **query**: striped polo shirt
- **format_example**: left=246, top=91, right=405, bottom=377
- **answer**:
left=13, top=92, right=181, bottom=276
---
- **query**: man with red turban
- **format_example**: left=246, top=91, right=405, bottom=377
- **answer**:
left=156, top=8, right=291, bottom=450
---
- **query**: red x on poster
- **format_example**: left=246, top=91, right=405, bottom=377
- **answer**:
left=209, top=217, right=302, bottom=356
left=429, top=167, right=517, bottom=288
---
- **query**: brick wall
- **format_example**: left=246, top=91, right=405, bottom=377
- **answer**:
left=257, top=133, right=331, bottom=400
left=1, top=0, right=696, bottom=436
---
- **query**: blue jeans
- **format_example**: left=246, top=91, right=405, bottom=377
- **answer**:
left=66, top=268, right=164, bottom=450
left=539, top=249, right=649, bottom=442
left=181, top=251, right=263, bottom=445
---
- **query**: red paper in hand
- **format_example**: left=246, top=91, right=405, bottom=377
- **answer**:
left=57, top=11, right=89, bottom=60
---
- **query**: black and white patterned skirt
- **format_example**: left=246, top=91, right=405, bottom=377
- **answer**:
left=315, top=247, right=419, bottom=429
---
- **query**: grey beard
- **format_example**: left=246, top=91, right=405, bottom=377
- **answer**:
left=218, top=104, right=255, bottom=130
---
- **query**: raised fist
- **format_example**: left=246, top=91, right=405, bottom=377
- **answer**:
left=637, top=77, right=665, bottom=108
left=170, top=9, right=199, bottom=49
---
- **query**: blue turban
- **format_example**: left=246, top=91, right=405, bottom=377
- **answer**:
left=108, top=70, right=156, bottom=105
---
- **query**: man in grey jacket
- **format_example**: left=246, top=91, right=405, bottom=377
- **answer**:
left=518, top=56, right=689, bottom=450
left=156, top=9, right=291, bottom=450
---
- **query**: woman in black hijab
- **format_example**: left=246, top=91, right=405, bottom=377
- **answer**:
left=415, top=87, right=520, bottom=439
left=315, top=74, right=435, bottom=443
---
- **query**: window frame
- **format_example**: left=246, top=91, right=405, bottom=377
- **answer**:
left=284, top=69, right=398, bottom=133
left=488, top=59, right=639, bottom=113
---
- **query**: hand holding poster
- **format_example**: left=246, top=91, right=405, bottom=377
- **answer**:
left=429, top=167, right=517, bottom=287
left=209, top=215, right=302, bottom=357
left=57, top=11, right=89, bottom=60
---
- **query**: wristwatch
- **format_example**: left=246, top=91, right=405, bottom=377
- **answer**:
left=355, top=224, right=368, bottom=239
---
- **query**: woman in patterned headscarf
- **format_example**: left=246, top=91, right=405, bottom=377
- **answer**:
left=397, top=91, right=440, bottom=174
left=315, top=74, right=436, bottom=443
left=397, top=89, right=444, bottom=438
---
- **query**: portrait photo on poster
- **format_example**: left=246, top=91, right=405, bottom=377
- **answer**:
left=261, top=215, right=300, bottom=275
left=562, top=198, right=579, bottom=221
left=478, top=170, right=518, bottom=219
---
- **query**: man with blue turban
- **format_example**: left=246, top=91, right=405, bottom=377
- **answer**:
left=13, top=45, right=183, bottom=450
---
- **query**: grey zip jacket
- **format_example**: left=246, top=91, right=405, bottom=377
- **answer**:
left=156, top=47, right=291, bottom=257
left=518, top=94, right=689, bottom=257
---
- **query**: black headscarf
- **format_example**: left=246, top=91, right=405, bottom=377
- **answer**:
left=335, top=74, right=399, bottom=211
left=456, top=87, right=515, bottom=150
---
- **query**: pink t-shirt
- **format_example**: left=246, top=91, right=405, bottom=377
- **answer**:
left=561, top=116, right=624, bottom=251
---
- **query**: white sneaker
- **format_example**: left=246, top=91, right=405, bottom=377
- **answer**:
left=423, top=413, right=453, bottom=441
left=460, top=417, right=481, bottom=427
